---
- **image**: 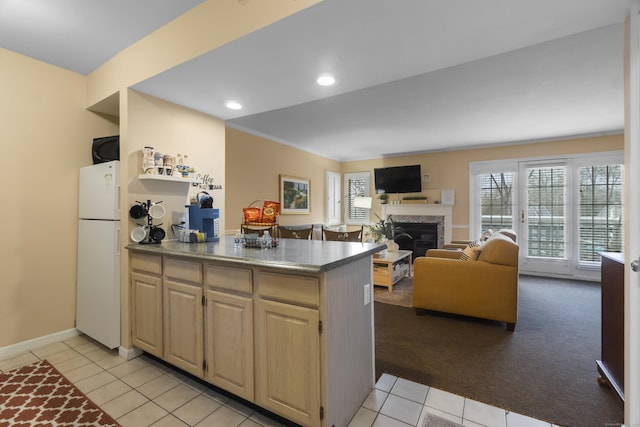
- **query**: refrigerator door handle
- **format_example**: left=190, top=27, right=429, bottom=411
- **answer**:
left=116, top=184, right=121, bottom=215
left=115, top=226, right=121, bottom=257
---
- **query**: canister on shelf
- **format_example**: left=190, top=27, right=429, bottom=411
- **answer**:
left=154, top=152, right=164, bottom=174
left=163, top=155, right=175, bottom=176
left=142, top=146, right=155, bottom=173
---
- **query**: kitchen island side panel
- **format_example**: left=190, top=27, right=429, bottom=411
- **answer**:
left=322, top=255, right=375, bottom=427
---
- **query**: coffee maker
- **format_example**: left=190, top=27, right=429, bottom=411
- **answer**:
left=187, top=204, right=219, bottom=242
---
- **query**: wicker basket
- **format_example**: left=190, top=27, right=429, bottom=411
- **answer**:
left=242, top=199, right=279, bottom=228
left=243, top=236, right=278, bottom=248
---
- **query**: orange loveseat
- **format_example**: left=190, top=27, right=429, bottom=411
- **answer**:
left=412, top=232, right=519, bottom=330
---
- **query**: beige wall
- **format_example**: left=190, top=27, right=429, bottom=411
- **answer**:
left=0, top=48, right=118, bottom=348
left=0, top=50, right=225, bottom=350
left=119, top=90, right=225, bottom=347
left=126, top=90, right=225, bottom=234
left=225, top=127, right=341, bottom=232
left=227, top=129, right=623, bottom=241
left=343, top=134, right=624, bottom=241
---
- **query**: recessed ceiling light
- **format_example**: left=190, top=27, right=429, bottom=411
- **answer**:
left=225, top=101, right=242, bottom=110
left=317, top=74, right=336, bottom=86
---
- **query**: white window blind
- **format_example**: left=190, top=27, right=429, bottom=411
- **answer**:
left=344, top=172, right=370, bottom=224
left=479, top=172, right=514, bottom=232
left=578, top=164, right=623, bottom=262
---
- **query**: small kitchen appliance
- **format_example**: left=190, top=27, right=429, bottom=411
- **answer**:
left=91, top=135, right=119, bottom=164
left=187, top=204, right=219, bottom=242
left=197, top=191, right=214, bottom=208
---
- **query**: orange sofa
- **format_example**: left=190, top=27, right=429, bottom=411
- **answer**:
left=412, top=232, right=519, bottom=330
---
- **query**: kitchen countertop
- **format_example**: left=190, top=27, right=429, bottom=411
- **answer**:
left=126, top=235, right=385, bottom=274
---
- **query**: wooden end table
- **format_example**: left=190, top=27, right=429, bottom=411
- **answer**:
left=373, top=250, right=412, bottom=292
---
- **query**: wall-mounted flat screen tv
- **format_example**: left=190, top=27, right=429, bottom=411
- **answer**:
left=374, top=164, right=422, bottom=194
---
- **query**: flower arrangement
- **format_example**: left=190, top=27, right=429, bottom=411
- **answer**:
left=365, top=214, right=412, bottom=243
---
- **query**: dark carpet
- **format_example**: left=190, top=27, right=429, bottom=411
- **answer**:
left=374, top=275, right=624, bottom=427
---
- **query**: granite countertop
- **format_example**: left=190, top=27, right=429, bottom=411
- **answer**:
left=126, top=235, right=385, bottom=274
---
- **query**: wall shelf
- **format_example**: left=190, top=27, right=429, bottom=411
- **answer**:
left=138, top=174, right=201, bottom=184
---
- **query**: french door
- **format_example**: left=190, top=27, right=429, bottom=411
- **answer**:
left=472, top=153, right=622, bottom=280
left=518, top=161, right=571, bottom=276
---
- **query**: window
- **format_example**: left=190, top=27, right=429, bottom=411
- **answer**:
left=471, top=152, right=623, bottom=279
left=525, top=166, right=566, bottom=258
left=344, top=172, right=370, bottom=224
left=578, top=164, right=623, bottom=262
left=479, top=172, right=514, bottom=232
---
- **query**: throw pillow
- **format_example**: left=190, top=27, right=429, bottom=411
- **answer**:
left=460, top=244, right=481, bottom=261
left=481, top=229, right=494, bottom=241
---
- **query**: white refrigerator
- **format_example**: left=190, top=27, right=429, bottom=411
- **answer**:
left=76, top=160, right=121, bottom=349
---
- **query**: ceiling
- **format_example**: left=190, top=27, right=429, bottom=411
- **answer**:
left=1, top=0, right=631, bottom=161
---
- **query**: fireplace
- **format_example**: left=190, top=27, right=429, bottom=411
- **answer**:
left=394, top=222, right=438, bottom=258
left=381, top=203, right=452, bottom=260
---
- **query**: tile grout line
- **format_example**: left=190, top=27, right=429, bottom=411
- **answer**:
left=5, top=340, right=550, bottom=427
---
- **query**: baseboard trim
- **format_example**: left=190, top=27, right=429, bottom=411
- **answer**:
left=0, top=329, right=80, bottom=360
left=0, top=329, right=144, bottom=362
left=119, top=346, right=142, bottom=360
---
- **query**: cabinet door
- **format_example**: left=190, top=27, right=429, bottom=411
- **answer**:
left=163, top=279, right=203, bottom=377
left=131, top=272, right=163, bottom=357
left=255, top=299, right=320, bottom=427
left=205, top=290, right=253, bottom=400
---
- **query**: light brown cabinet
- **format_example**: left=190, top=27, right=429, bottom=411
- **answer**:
left=204, top=263, right=255, bottom=401
left=130, top=253, right=163, bottom=357
left=163, top=258, right=204, bottom=377
left=256, top=298, right=320, bottom=426
left=128, top=244, right=375, bottom=427
left=163, top=279, right=203, bottom=376
left=255, top=271, right=321, bottom=425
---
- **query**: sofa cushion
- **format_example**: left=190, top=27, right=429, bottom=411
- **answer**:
left=478, top=232, right=518, bottom=266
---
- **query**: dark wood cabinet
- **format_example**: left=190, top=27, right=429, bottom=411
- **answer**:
left=597, top=252, right=624, bottom=401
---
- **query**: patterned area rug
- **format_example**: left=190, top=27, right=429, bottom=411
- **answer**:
left=374, top=276, right=414, bottom=307
left=0, top=359, right=120, bottom=426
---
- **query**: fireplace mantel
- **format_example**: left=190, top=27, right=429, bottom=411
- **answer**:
left=381, top=204, right=453, bottom=244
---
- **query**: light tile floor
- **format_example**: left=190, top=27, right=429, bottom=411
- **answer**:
left=0, top=335, right=560, bottom=427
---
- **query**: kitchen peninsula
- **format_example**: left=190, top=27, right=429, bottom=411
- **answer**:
left=127, top=237, right=383, bottom=427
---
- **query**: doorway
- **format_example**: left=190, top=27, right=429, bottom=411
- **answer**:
left=471, top=152, right=623, bottom=280
left=518, top=161, right=571, bottom=276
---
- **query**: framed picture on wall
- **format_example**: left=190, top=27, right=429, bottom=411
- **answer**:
left=280, top=175, right=310, bottom=214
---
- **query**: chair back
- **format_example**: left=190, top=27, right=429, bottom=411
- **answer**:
left=279, top=225, right=313, bottom=240
left=322, top=226, right=363, bottom=242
